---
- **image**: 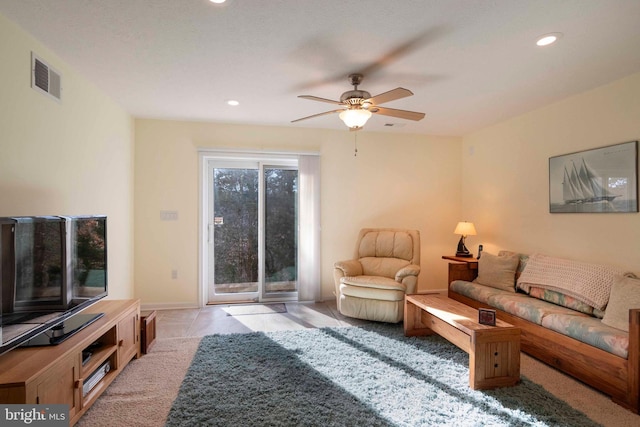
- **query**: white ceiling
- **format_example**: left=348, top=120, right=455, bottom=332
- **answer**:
left=2, top=0, right=640, bottom=136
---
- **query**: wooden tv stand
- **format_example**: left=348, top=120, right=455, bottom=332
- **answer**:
left=0, top=299, right=140, bottom=426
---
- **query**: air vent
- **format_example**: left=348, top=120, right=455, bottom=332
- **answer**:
left=31, top=52, right=62, bottom=101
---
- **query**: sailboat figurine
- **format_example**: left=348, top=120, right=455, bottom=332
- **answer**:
left=456, top=236, right=472, bottom=257
left=562, top=159, right=619, bottom=204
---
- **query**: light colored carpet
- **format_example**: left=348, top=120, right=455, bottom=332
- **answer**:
left=520, top=353, right=640, bottom=426
left=77, top=328, right=640, bottom=427
left=76, top=337, right=200, bottom=427
left=166, top=324, right=601, bottom=426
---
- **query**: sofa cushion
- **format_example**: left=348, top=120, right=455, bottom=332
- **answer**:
left=602, top=275, right=640, bottom=332
left=473, top=252, right=519, bottom=292
left=449, top=280, right=509, bottom=304
left=542, top=313, right=629, bottom=358
left=487, top=293, right=587, bottom=325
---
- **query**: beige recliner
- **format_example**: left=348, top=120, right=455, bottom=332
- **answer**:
left=333, top=228, right=421, bottom=323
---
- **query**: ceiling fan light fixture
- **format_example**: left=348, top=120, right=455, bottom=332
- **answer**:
left=339, top=108, right=372, bottom=129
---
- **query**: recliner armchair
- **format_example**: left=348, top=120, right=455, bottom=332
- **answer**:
left=333, top=228, right=421, bottom=323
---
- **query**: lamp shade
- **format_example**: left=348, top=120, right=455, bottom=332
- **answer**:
left=339, top=108, right=372, bottom=129
left=454, top=221, right=476, bottom=236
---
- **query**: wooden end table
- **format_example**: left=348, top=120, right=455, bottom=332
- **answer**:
left=404, top=293, right=520, bottom=390
left=442, top=255, right=479, bottom=285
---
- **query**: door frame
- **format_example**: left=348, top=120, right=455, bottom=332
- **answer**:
left=198, top=149, right=301, bottom=306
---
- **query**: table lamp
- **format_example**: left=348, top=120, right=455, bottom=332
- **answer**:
left=454, top=221, right=476, bottom=257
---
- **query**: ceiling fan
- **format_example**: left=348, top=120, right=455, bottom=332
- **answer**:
left=291, top=73, right=425, bottom=131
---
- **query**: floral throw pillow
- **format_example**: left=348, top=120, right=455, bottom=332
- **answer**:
left=528, top=287, right=594, bottom=316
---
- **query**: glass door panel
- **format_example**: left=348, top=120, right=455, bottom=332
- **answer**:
left=263, top=167, right=298, bottom=297
left=210, top=166, right=259, bottom=300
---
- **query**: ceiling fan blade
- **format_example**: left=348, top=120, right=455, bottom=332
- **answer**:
left=355, top=26, right=448, bottom=78
left=368, top=88, right=413, bottom=105
left=371, top=106, right=425, bottom=121
left=293, top=26, right=448, bottom=91
left=298, top=95, right=343, bottom=105
left=291, top=109, right=344, bottom=123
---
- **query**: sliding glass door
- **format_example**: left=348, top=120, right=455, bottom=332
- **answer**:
left=205, top=160, right=298, bottom=303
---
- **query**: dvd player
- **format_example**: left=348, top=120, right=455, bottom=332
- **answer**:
left=83, top=360, right=111, bottom=397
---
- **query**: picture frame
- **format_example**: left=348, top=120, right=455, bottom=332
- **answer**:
left=478, top=308, right=496, bottom=326
left=549, top=140, right=638, bottom=213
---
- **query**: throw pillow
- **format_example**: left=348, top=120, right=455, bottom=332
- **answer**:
left=498, top=250, right=529, bottom=280
left=602, top=274, right=640, bottom=332
left=473, top=252, right=519, bottom=292
left=528, top=287, right=594, bottom=315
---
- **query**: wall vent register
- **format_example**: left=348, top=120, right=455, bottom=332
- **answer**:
left=31, top=52, right=62, bottom=101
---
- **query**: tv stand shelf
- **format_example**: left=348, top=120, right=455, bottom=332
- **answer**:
left=0, top=299, right=140, bottom=426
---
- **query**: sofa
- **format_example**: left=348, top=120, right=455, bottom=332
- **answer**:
left=446, top=251, right=640, bottom=413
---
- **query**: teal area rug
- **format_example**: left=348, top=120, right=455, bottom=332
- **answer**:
left=165, top=323, right=601, bottom=427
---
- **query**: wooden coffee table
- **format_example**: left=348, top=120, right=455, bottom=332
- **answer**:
left=404, top=293, right=521, bottom=390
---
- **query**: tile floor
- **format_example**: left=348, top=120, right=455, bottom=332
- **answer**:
left=155, top=301, right=370, bottom=339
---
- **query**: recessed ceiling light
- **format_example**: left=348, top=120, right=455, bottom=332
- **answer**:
left=227, top=100, right=239, bottom=106
left=536, top=32, right=563, bottom=47
left=210, top=0, right=226, bottom=4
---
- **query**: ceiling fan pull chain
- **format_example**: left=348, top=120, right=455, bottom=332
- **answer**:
left=354, top=132, right=358, bottom=157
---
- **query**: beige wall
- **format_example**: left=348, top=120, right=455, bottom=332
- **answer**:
left=0, top=13, right=134, bottom=298
left=462, top=72, right=640, bottom=272
left=134, top=119, right=462, bottom=308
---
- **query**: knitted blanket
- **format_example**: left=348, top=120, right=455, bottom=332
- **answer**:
left=516, top=253, right=627, bottom=311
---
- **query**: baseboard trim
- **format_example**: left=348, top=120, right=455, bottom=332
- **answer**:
left=141, top=302, right=200, bottom=311
left=141, top=291, right=447, bottom=312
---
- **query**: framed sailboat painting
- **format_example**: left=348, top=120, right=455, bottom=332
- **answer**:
left=549, top=140, right=638, bottom=213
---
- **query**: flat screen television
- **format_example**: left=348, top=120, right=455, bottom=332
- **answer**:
left=0, top=215, right=108, bottom=355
